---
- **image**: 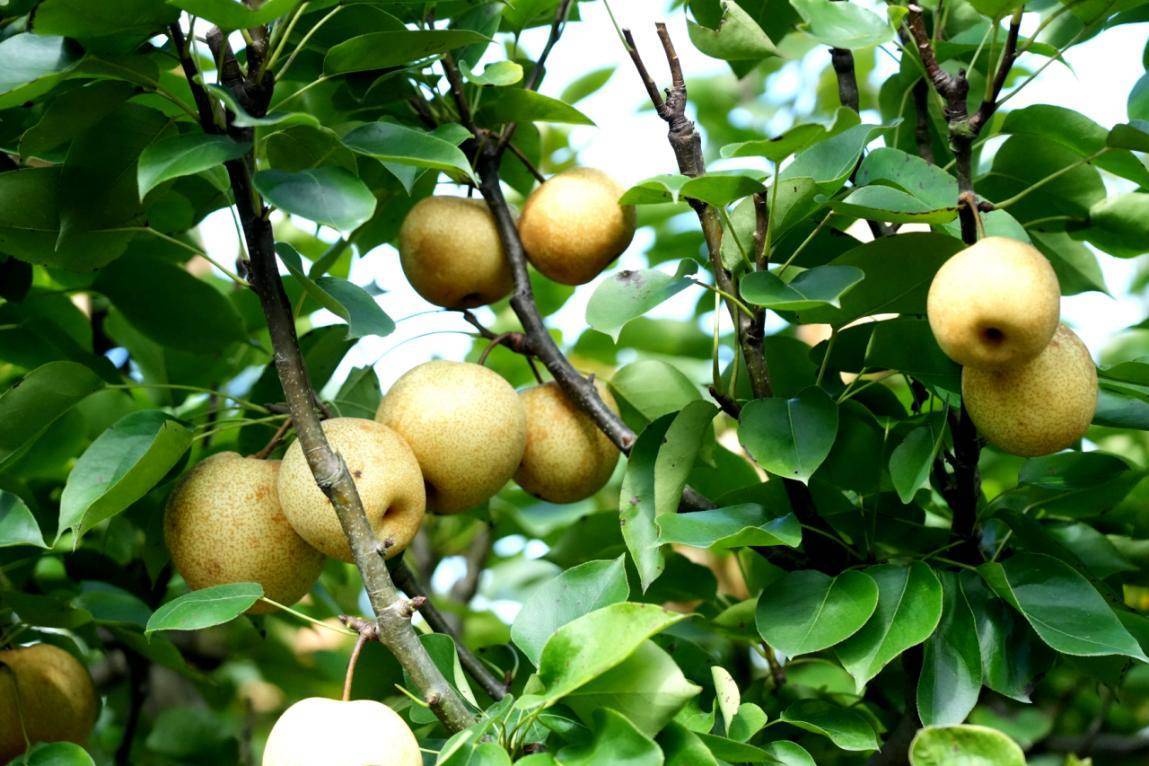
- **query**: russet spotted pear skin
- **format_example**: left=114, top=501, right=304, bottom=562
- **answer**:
left=0, top=643, right=99, bottom=762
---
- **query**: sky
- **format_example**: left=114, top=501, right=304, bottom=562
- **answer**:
left=198, top=3, right=1148, bottom=382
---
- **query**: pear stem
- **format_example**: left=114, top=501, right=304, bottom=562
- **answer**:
left=342, top=632, right=369, bottom=703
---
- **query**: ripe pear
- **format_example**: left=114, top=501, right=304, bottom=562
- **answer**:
left=399, top=196, right=512, bottom=308
left=515, top=381, right=620, bottom=503
left=164, top=452, right=324, bottom=615
left=963, top=324, right=1097, bottom=457
left=518, top=167, right=636, bottom=285
left=376, top=361, right=526, bottom=514
left=262, top=697, right=420, bottom=766
left=278, top=418, right=425, bottom=562
left=0, top=643, right=98, bottom=762
left=927, top=236, right=1060, bottom=368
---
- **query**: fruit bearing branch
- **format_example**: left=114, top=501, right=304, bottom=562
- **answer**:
left=168, top=22, right=474, bottom=732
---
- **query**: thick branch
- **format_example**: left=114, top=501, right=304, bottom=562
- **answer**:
left=172, top=23, right=474, bottom=732
left=830, top=48, right=860, bottom=112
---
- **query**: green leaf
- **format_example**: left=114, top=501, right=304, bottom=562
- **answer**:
left=832, top=186, right=958, bottom=224
left=59, top=410, right=192, bottom=539
left=721, top=122, right=830, bottom=163
left=1003, top=104, right=1149, bottom=187
left=979, top=553, right=1147, bottom=660
left=792, top=232, right=963, bottom=327
left=782, top=122, right=898, bottom=194
left=477, top=88, right=595, bottom=126
left=209, top=85, right=321, bottom=129
left=528, top=602, right=687, bottom=706
left=0, top=491, right=47, bottom=548
left=254, top=167, right=377, bottom=231
left=680, top=173, right=768, bottom=206
left=909, top=725, right=1025, bottom=766
left=325, top=29, right=489, bottom=73
left=657, top=504, right=801, bottom=550
left=790, top=0, right=895, bottom=48
left=0, top=361, right=104, bottom=468
left=738, top=387, right=838, bottom=483
left=756, top=569, right=879, bottom=657
left=586, top=264, right=696, bottom=341
left=837, top=562, right=944, bottom=690
left=277, top=243, right=394, bottom=339
left=688, top=1, right=779, bottom=60
left=889, top=421, right=947, bottom=504
left=855, top=148, right=959, bottom=209
left=565, top=641, right=702, bottom=736
left=341, top=122, right=475, bottom=180
left=168, top=0, right=302, bottom=30
left=0, top=35, right=79, bottom=109
left=511, top=557, right=630, bottom=667
left=556, top=708, right=663, bottom=766
left=740, top=265, right=864, bottom=311
left=561, top=66, right=615, bottom=104
left=146, top=582, right=263, bottom=635
left=659, top=723, right=719, bottom=766
left=93, top=249, right=248, bottom=354
left=1088, top=192, right=1149, bottom=257
left=918, top=571, right=982, bottom=726
left=461, top=60, right=523, bottom=86
left=780, top=699, right=879, bottom=752
left=32, top=0, right=179, bottom=52
left=619, top=174, right=692, bottom=205
left=962, top=572, right=1050, bottom=703
left=610, top=360, right=702, bottom=424
left=14, top=741, right=97, bottom=766
left=138, top=133, right=250, bottom=199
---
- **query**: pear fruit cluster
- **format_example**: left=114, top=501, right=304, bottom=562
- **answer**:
left=927, top=236, right=1097, bottom=456
left=0, top=643, right=99, bottom=762
left=398, top=167, right=634, bottom=309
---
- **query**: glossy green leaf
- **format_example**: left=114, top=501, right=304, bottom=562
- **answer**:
left=326, top=29, right=489, bottom=73
left=657, top=504, right=801, bottom=550
left=756, top=569, right=879, bottom=656
left=461, top=60, right=523, bottom=86
left=0, top=362, right=104, bottom=468
left=0, top=35, right=78, bottom=108
left=477, top=89, right=595, bottom=126
left=680, top=173, right=768, bottom=206
left=855, top=148, right=959, bottom=209
left=979, top=553, right=1146, bottom=659
left=146, top=582, right=263, bottom=635
left=738, top=387, right=839, bottom=483
left=341, top=122, right=475, bottom=180
left=528, top=602, right=686, bottom=706
left=790, top=0, right=894, bottom=48
left=59, top=410, right=192, bottom=539
left=556, top=708, right=663, bottom=766
left=138, top=133, right=250, bottom=199
left=565, top=641, right=702, bottom=736
left=254, top=167, right=376, bottom=231
left=741, top=265, right=864, bottom=311
left=780, top=700, right=879, bottom=752
left=610, top=360, right=702, bottom=424
left=586, top=264, right=696, bottom=341
left=782, top=122, right=897, bottom=193
left=721, top=123, right=829, bottom=163
left=889, top=421, right=947, bottom=503
left=210, top=85, right=321, bottom=129
left=0, top=491, right=47, bottom=549
left=833, top=186, right=958, bottom=224
left=688, top=1, right=778, bottom=60
left=659, top=722, right=719, bottom=766
left=511, top=557, right=630, bottom=667
left=1003, top=104, right=1149, bottom=187
left=909, top=725, right=1025, bottom=766
left=837, top=562, right=944, bottom=690
left=167, top=0, right=302, bottom=29
left=561, top=66, right=615, bottom=104
left=918, top=571, right=982, bottom=726
left=619, top=174, right=692, bottom=205
left=33, top=0, right=179, bottom=52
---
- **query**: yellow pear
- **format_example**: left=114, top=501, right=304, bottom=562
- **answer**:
left=262, top=697, right=420, bottom=766
left=518, top=167, right=636, bottom=285
left=0, top=643, right=98, bottom=762
left=963, top=324, right=1097, bottom=457
left=164, top=453, right=324, bottom=615
left=399, top=196, right=512, bottom=308
left=278, top=418, right=425, bottom=562
left=376, top=361, right=526, bottom=514
left=927, top=236, right=1060, bottom=368
left=515, top=381, right=620, bottom=503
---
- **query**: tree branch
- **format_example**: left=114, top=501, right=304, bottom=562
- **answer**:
left=970, top=8, right=1024, bottom=134
left=830, top=47, right=860, bottom=112
left=170, top=22, right=474, bottom=732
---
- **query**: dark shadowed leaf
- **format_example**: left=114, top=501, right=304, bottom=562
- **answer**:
left=0, top=362, right=104, bottom=468
left=138, top=134, right=250, bottom=199
left=325, top=29, right=489, bottom=74
left=0, top=491, right=47, bottom=548
left=918, top=571, right=982, bottom=726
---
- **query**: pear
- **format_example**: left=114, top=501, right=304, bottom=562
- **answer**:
left=164, top=452, right=324, bottom=614
left=262, top=697, right=420, bottom=766
left=518, top=167, right=636, bottom=285
left=0, top=643, right=98, bottom=762
left=376, top=361, right=526, bottom=514
left=399, top=196, right=512, bottom=308
left=927, top=236, right=1060, bottom=368
left=963, top=324, right=1097, bottom=457
left=515, top=381, right=620, bottom=503
left=278, top=418, right=425, bottom=562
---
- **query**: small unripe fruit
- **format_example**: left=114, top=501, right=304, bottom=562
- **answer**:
left=164, top=453, right=324, bottom=614
left=927, top=236, right=1060, bottom=368
left=515, top=382, right=620, bottom=503
left=262, top=697, right=420, bottom=766
left=518, top=168, right=636, bottom=285
left=963, top=324, right=1098, bottom=457
left=0, top=644, right=98, bottom=762
left=278, top=418, right=425, bottom=562
left=399, top=196, right=512, bottom=308
left=377, top=361, right=526, bottom=514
